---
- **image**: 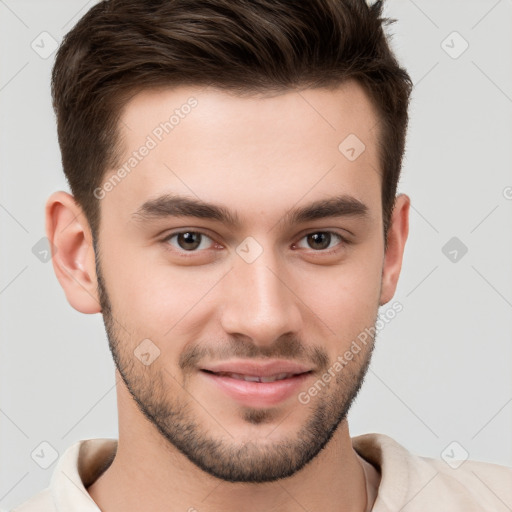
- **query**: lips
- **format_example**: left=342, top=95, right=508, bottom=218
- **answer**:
left=199, top=359, right=313, bottom=407
left=211, top=371, right=297, bottom=383
left=201, top=359, right=312, bottom=378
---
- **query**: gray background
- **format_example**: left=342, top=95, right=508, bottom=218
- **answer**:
left=1, top=0, right=511, bottom=509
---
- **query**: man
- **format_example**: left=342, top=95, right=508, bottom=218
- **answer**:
left=13, top=0, right=511, bottom=511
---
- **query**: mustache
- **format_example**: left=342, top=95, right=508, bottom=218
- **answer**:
left=179, top=334, right=329, bottom=373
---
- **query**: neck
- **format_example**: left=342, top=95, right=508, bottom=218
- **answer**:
left=87, top=378, right=374, bottom=512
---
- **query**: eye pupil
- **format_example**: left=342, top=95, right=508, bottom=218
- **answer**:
left=308, top=232, right=330, bottom=250
left=178, top=232, right=201, bottom=250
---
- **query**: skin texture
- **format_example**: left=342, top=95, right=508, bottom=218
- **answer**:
left=47, top=81, right=409, bottom=512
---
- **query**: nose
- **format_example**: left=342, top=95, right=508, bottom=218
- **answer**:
left=218, top=247, right=302, bottom=347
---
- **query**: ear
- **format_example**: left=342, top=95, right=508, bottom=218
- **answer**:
left=46, top=191, right=101, bottom=314
left=379, top=193, right=410, bottom=306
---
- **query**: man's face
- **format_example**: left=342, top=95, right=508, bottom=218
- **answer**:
left=96, top=82, right=386, bottom=482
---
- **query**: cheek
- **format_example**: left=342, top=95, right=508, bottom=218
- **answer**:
left=101, top=248, right=223, bottom=340
left=296, top=245, right=383, bottom=336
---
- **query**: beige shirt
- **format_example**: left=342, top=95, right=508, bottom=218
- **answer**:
left=11, top=433, right=512, bottom=511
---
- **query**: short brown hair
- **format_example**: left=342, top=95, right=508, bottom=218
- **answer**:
left=52, top=0, right=412, bottom=239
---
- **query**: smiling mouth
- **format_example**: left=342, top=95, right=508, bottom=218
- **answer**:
left=199, top=365, right=314, bottom=407
left=201, top=369, right=312, bottom=383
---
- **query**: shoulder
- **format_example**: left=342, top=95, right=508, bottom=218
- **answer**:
left=353, top=433, right=512, bottom=511
left=9, top=437, right=116, bottom=512
left=10, top=488, right=55, bottom=512
left=421, top=454, right=512, bottom=509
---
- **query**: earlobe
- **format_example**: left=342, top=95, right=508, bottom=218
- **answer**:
left=379, top=193, right=410, bottom=306
left=46, top=191, right=101, bottom=314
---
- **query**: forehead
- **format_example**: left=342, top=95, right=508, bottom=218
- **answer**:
left=103, top=82, right=382, bottom=227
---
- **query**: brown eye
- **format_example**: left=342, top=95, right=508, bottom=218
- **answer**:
left=293, top=231, right=349, bottom=254
left=165, top=231, right=214, bottom=251
left=306, top=232, right=332, bottom=250
left=177, top=232, right=201, bottom=250
left=297, top=231, right=345, bottom=251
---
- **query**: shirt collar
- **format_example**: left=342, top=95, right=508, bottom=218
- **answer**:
left=50, top=438, right=117, bottom=511
left=49, top=434, right=411, bottom=511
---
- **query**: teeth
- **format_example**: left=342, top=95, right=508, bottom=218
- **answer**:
left=219, top=372, right=294, bottom=382
left=260, top=373, right=291, bottom=382
left=238, top=374, right=260, bottom=382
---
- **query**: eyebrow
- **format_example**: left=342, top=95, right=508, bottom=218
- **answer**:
left=132, top=193, right=369, bottom=228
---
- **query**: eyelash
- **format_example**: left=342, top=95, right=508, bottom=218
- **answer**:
left=161, top=230, right=351, bottom=257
